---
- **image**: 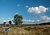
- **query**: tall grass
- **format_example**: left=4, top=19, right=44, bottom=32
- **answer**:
left=0, top=25, right=50, bottom=35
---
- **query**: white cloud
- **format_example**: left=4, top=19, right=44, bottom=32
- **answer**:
left=36, top=20, right=40, bottom=22
left=28, top=6, right=48, bottom=14
left=15, top=12, right=19, bottom=14
left=23, top=20, right=41, bottom=22
left=23, top=20, right=35, bottom=22
left=16, top=4, right=20, bottom=7
left=25, top=6, right=29, bottom=8
left=0, top=19, right=9, bottom=22
left=0, top=18, right=13, bottom=24
left=41, top=16, right=50, bottom=20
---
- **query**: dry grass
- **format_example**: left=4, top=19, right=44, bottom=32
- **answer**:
left=0, top=25, right=50, bottom=35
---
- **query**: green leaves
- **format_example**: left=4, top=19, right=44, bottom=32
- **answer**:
left=13, top=14, right=23, bottom=25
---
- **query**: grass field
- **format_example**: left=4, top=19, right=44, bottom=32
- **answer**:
left=0, top=25, right=50, bottom=35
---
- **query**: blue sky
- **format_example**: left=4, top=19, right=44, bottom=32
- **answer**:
left=0, top=0, right=50, bottom=24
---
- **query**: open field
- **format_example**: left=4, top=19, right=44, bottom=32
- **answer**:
left=0, top=25, right=50, bottom=35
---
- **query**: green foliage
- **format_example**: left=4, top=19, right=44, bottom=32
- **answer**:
left=13, top=14, right=23, bottom=25
left=3, top=22, right=6, bottom=25
left=3, top=22, right=6, bottom=27
left=9, top=21, right=12, bottom=25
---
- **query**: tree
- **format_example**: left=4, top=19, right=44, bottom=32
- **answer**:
left=3, top=22, right=6, bottom=27
left=9, top=21, right=12, bottom=25
left=3, top=22, right=6, bottom=25
left=13, top=14, right=23, bottom=25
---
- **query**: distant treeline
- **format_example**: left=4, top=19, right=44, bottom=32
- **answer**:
left=0, top=22, right=50, bottom=26
left=22, top=22, right=50, bottom=26
left=38, top=22, right=50, bottom=25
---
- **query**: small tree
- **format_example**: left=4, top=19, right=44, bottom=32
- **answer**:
left=3, top=22, right=6, bottom=27
left=13, top=14, right=23, bottom=25
left=9, top=21, right=12, bottom=25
